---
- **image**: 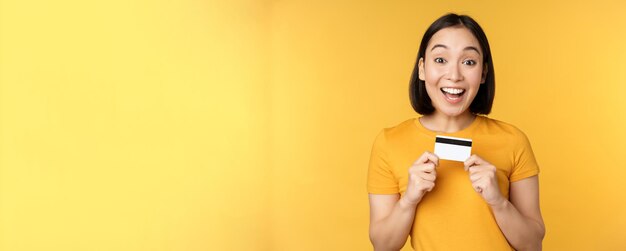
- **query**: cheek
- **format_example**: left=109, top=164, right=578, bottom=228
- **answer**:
left=467, top=66, right=485, bottom=81
left=466, top=70, right=484, bottom=98
left=462, top=69, right=485, bottom=91
left=423, top=67, right=444, bottom=85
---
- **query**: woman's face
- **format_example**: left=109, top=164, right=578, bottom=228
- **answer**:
left=419, top=26, right=487, bottom=117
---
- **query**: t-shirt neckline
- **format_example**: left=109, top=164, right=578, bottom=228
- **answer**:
left=413, top=115, right=484, bottom=137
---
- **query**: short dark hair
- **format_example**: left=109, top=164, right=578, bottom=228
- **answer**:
left=409, top=13, right=495, bottom=115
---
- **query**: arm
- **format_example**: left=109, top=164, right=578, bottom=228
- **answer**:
left=464, top=155, right=545, bottom=251
left=368, top=194, right=417, bottom=251
left=368, top=151, right=439, bottom=251
left=490, top=176, right=545, bottom=251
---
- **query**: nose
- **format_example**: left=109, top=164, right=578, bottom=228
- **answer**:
left=446, top=63, right=463, bottom=82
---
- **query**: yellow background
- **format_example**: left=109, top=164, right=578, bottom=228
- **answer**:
left=1, top=0, right=625, bottom=250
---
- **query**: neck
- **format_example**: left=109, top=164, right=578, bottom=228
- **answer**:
left=420, top=111, right=476, bottom=133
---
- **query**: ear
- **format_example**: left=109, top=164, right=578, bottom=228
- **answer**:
left=418, top=57, right=425, bottom=81
left=480, top=63, right=489, bottom=84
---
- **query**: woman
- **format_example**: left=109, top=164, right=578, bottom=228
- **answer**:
left=367, top=13, right=545, bottom=251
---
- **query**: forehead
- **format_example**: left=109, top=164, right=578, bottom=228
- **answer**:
left=427, top=26, right=482, bottom=53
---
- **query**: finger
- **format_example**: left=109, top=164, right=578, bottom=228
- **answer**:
left=463, top=154, right=478, bottom=168
left=427, top=184, right=435, bottom=192
left=418, top=168, right=437, bottom=179
left=415, top=151, right=432, bottom=164
left=416, top=179, right=433, bottom=188
left=425, top=152, right=439, bottom=166
left=415, top=151, right=439, bottom=166
left=464, top=154, right=488, bottom=170
left=463, top=155, right=475, bottom=171
left=421, top=162, right=436, bottom=173
left=468, top=166, right=481, bottom=174
left=469, top=172, right=482, bottom=183
left=418, top=172, right=436, bottom=182
left=409, top=163, right=434, bottom=176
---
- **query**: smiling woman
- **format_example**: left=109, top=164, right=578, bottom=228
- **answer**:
left=410, top=14, right=495, bottom=120
left=418, top=27, right=488, bottom=117
left=367, top=13, right=545, bottom=251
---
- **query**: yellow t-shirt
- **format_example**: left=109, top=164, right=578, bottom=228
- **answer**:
left=367, top=115, right=539, bottom=251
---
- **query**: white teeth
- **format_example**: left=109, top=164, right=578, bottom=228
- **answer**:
left=441, top=87, right=465, bottom=94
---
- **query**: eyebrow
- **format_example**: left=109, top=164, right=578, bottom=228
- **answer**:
left=430, top=44, right=481, bottom=55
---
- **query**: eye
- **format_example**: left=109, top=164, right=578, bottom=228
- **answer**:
left=463, top=60, right=477, bottom=66
left=434, top=57, right=446, bottom=64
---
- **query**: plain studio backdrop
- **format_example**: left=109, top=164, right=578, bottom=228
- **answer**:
left=1, top=0, right=625, bottom=250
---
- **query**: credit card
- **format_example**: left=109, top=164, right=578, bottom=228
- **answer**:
left=434, top=135, right=472, bottom=162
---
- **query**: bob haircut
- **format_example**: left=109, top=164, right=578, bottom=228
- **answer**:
left=409, top=13, right=495, bottom=115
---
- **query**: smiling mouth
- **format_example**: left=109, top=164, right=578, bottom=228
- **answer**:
left=440, top=87, right=466, bottom=102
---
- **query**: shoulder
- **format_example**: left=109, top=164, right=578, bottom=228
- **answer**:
left=478, top=116, right=529, bottom=139
left=378, top=118, right=416, bottom=140
left=371, top=118, right=416, bottom=149
left=478, top=116, right=533, bottom=150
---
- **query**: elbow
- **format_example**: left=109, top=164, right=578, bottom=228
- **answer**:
left=369, top=231, right=385, bottom=251
left=517, top=242, right=543, bottom=251
left=369, top=229, right=402, bottom=251
left=535, top=224, right=546, bottom=250
left=372, top=242, right=402, bottom=251
left=531, top=220, right=546, bottom=250
left=515, top=226, right=546, bottom=251
left=539, top=224, right=546, bottom=243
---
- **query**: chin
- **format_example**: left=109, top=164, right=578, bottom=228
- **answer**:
left=435, top=105, right=470, bottom=117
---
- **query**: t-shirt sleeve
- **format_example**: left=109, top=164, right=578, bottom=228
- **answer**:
left=510, top=130, right=540, bottom=182
left=366, top=129, right=399, bottom=194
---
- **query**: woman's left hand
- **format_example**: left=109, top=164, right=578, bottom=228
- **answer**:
left=464, top=154, right=505, bottom=207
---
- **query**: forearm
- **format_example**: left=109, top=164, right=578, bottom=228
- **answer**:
left=491, top=200, right=545, bottom=251
left=370, top=197, right=417, bottom=251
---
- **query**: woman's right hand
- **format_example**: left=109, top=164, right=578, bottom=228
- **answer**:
left=401, top=151, right=439, bottom=206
